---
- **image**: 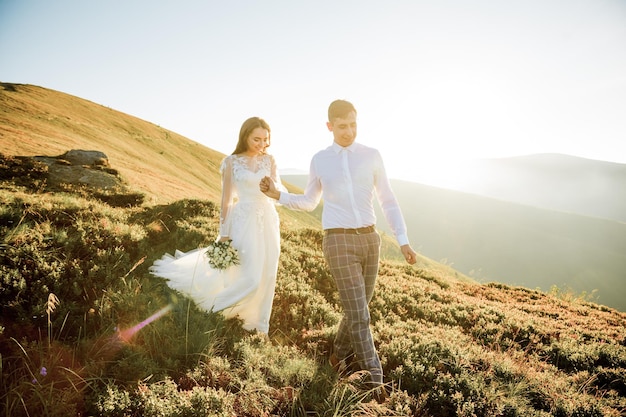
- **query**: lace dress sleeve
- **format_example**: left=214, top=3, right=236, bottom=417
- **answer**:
left=269, top=154, right=287, bottom=193
left=219, top=156, right=235, bottom=237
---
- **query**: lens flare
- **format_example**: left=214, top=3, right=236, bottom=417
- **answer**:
left=117, top=304, right=173, bottom=343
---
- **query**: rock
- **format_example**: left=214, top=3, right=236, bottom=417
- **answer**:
left=57, top=150, right=110, bottom=167
left=2, top=150, right=144, bottom=206
left=45, top=163, right=120, bottom=189
left=32, top=150, right=122, bottom=190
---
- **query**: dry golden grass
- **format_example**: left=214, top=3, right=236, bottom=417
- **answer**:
left=1, top=84, right=223, bottom=203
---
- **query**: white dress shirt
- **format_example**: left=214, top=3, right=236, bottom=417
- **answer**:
left=279, top=142, right=410, bottom=246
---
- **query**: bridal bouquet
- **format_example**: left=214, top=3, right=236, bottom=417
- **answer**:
left=205, top=240, right=240, bottom=270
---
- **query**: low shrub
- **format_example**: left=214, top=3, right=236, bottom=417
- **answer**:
left=2, top=187, right=625, bottom=416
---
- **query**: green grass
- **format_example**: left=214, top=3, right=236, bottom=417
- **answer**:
left=1, top=184, right=625, bottom=416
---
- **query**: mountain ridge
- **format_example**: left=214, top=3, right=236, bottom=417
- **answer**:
left=447, top=153, right=626, bottom=222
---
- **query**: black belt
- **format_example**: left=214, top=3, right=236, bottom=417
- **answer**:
left=325, top=225, right=376, bottom=235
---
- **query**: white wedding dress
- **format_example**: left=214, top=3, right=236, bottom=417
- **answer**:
left=150, top=154, right=283, bottom=333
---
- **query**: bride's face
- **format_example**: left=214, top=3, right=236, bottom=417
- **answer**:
left=245, top=127, right=270, bottom=156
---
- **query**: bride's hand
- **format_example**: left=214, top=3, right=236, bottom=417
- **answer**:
left=259, top=177, right=269, bottom=192
left=260, top=176, right=275, bottom=192
left=260, top=176, right=280, bottom=200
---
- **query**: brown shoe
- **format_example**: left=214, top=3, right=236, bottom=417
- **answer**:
left=371, top=385, right=389, bottom=404
left=329, top=353, right=353, bottom=376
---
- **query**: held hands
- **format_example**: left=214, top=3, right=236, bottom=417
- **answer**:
left=259, top=176, right=270, bottom=192
left=401, top=244, right=418, bottom=265
left=261, top=175, right=416, bottom=264
left=259, top=176, right=280, bottom=200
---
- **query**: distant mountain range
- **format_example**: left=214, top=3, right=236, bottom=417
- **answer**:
left=446, top=154, right=626, bottom=222
left=283, top=155, right=626, bottom=312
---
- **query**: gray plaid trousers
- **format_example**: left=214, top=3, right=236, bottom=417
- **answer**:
left=322, top=230, right=382, bottom=384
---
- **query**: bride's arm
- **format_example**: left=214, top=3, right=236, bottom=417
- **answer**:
left=219, top=156, right=235, bottom=239
left=268, top=154, right=287, bottom=193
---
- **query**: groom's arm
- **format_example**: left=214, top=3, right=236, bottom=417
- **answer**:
left=261, top=176, right=322, bottom=212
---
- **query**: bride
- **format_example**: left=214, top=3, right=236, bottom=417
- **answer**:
left=150, top=117, right=284, bottom=334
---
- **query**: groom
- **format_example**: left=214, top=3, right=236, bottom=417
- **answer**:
left=260, top=99, right=417, bottom=402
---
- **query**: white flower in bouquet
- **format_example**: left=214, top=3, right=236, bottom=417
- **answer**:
left=206, top=240, right=240, bottom=270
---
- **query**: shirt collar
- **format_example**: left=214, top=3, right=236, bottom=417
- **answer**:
left=331, top=141, right=356, bottom=154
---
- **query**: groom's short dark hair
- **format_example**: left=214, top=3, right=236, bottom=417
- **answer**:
left=328, top=100, right=356, bottom=122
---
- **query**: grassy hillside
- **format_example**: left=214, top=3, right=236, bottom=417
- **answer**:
left=1, top=83, right=223, bottom=204
left=0, top=82, right=451, bottom=268
left=1, top=185, right=625, bottom=416
left=0, top=82, right=323, bottom=232
left=390, top=180, right=626, bottom=313
left=283, top=175, right=626, bottom=312
left=1, top=83, right=626, bottom=416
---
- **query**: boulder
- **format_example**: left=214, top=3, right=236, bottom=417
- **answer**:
left=1, top=150, right=144, bottom=206
left=58, top=149, right=110, bottom=167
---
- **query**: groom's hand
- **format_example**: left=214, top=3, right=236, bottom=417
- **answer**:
left=401, top=244, right=418, bottom=265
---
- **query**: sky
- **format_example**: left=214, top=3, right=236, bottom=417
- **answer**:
left=2, top=0, right=625, bottom=188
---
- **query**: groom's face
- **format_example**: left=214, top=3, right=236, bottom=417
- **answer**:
left=327, top=111, right=357, bottom=148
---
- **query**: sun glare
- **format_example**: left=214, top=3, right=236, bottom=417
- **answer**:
left=385, top=153, right=476, bottom=191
